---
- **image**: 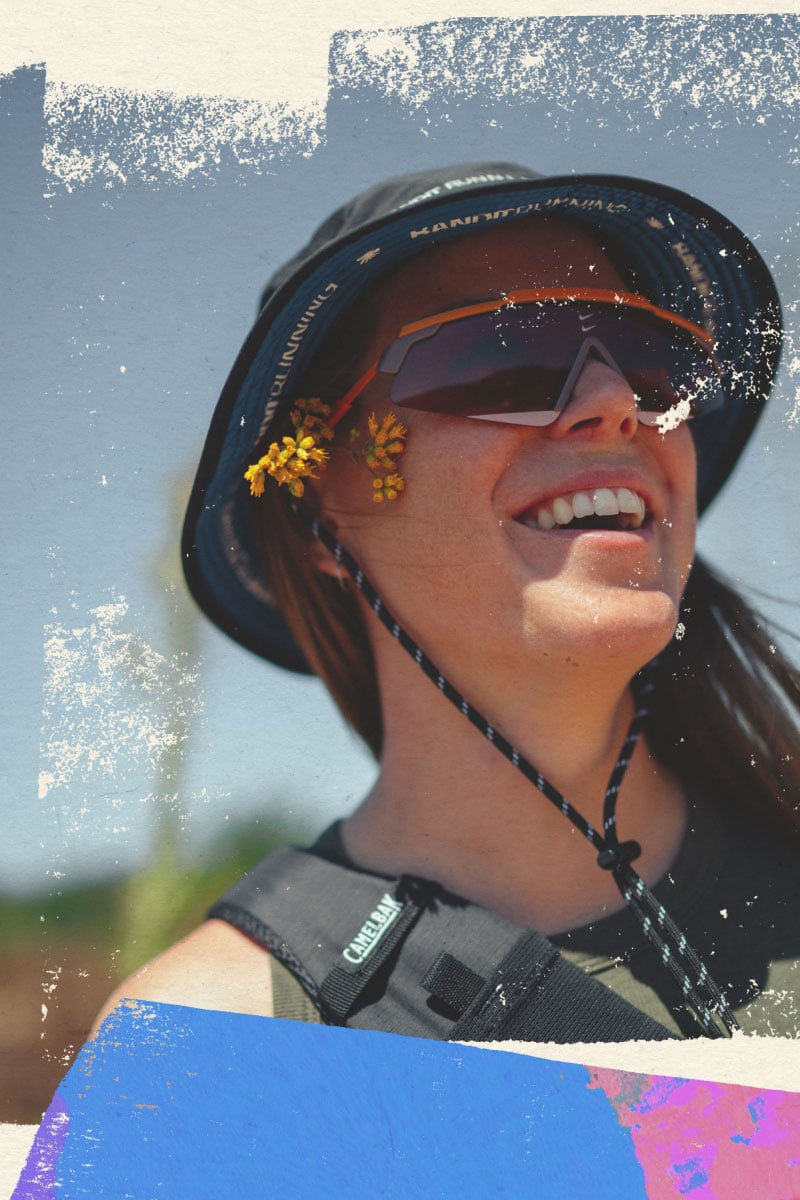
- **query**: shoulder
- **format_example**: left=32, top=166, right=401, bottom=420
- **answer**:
left=91, top=918, right=274, bottom=1036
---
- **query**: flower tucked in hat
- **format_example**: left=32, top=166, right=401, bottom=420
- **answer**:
left=245, top=398, right=333, bottom=499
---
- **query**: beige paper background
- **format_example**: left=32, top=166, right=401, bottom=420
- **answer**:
left=4, top=0, right=800, bottom=102
left=3, top=2, right=800, bottom=1188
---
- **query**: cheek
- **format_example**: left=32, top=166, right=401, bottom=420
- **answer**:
left=320, top=411, right=513, bottom=588
left=674, top=425, right=698, bottom=531
left=319, top=446, right=377, bottom=521
left=396, top=416, right=520, bottom=544
left=678, top=423, right=698, bottom=488
left=649, top=421, right=697, bottom=503
left=663, top=425, right=698, bottom=583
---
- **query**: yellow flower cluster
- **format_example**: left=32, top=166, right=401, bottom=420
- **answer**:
left=363, top=413, right=407, bottom=504
left=372, top=473, right=406, bottom=503
left=244, top=398, right=333, bottom=499
left=244, top=401, right=408, bottom=505
left=289, top=396, right=334, bottom=441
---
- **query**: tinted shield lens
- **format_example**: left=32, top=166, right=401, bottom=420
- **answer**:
left=386, top=304, right=724, bottom=423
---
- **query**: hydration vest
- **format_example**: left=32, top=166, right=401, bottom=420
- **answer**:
left=209, top=827, right=677, bottom=1043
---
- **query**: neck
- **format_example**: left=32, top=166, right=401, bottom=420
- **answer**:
left=340, top=643, right=687, bottom=935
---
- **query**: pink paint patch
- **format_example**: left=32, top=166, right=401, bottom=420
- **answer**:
left=588, top=1067, right=800, bottom=1199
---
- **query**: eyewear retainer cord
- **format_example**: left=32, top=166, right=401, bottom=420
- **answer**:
left=298, top=506, right=739, bottom=1038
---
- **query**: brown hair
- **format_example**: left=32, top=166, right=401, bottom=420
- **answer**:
left=649, top=558, right=800, bottom=837
left=257, top=483, right=383, bottom=755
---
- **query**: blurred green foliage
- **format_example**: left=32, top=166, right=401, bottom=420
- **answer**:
left=0, top=813, right=310, bottom=980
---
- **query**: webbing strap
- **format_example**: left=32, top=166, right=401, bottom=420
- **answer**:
left=318, top=876, right=434, bottom=1023
left=448, top=932, right=676, bottom=1043
left=421, top=952, right=486, bottom=1015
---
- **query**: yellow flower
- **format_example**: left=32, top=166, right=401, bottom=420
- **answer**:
left=245, top=429, right=328, bottom=498
left=384, top=473, right=405, bottom=500
left=364, top=412, right=407, bottom=474
left=244, top=460, right=268, bottom=497
left=371, top=473, right=406, bottom=503
left=368, top=412, right=406, bottom=445
left=290, top=397, right=333, bottom=441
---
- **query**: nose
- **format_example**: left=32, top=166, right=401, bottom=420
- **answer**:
left=549, top=353, right=639, bottom=441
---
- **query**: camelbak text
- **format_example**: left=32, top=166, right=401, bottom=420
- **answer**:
left=342, top=893, right=404, bottom=965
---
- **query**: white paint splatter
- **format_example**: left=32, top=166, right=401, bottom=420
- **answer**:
left=40, top=593, right=202, bottom=802
left=784, top=303, right=800, bottom=427
left=656, top=398, right=692, bottom=434
left=42, top=967, right=61, bottom=997
left=330, top=17, right=800, bottom=130
left=43, top=81, right=324, bottom=189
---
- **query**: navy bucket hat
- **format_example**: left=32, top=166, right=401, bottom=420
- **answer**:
left=182, top=162, right=783, bottom=672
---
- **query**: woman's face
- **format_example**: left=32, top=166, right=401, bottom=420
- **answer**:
left=318, top=218, right=698, bottom=689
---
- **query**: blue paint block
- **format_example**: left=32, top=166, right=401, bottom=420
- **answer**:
left=17, top=1003, right=647, bottom=1199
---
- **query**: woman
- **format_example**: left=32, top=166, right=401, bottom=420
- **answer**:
left=96, top=163, right=800, bottom=1042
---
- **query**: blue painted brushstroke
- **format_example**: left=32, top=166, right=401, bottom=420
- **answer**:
left=27, top=1003, right=647, bottom=1199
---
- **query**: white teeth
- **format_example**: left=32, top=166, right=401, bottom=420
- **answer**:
left=571, top=492, right=594, bottom=519
left=525, top=486, right=648, bottom=531
left=592, top=488, right=619, bottom=516
left=552, top=496, right=573, bottom=525
left=616, top=489, right=646, bottom=521
left=617, top=487, right=641, bottom=514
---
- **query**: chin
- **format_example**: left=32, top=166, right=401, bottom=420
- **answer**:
left=522, top=586, right=684, bottom=670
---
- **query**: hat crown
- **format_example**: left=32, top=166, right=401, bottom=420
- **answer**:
left=259, top=162, right=543, bottom=312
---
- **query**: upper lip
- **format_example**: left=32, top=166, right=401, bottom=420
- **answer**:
left=510, top=470, right=659, bottom=523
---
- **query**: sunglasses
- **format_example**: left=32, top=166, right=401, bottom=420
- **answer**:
left=329, top=288, right=725, bottom=430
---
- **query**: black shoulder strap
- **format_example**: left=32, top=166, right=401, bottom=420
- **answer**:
left=209, top=843, right=676, bottom=1042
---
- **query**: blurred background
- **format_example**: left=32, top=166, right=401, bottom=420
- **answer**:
left=3, top=15, right=799, bottom=1122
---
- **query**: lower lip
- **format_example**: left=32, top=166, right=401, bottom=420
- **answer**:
left=514, top=520, right=653, bottom=545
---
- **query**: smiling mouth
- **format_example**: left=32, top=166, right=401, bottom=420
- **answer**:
left=517, top=487, right=651, bottom=533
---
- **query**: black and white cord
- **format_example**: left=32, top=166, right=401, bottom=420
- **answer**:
left=299, top=506, right=739, bottom=1038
